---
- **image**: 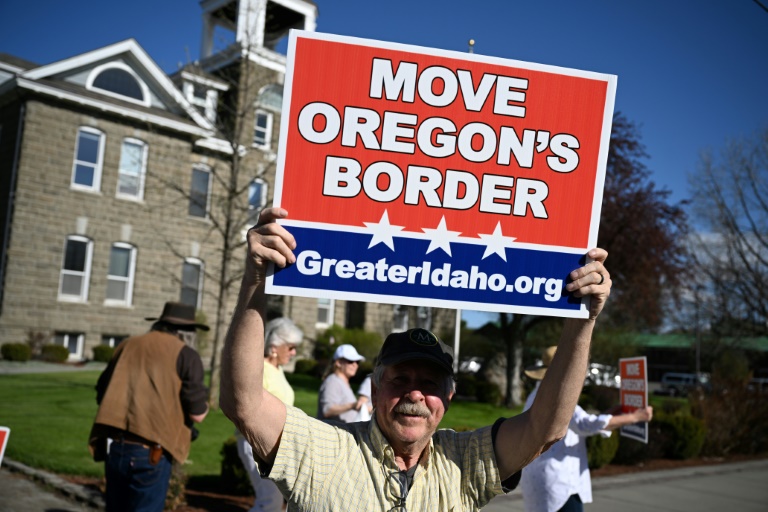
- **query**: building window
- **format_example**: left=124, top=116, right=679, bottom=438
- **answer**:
left=189, top=166, right=211, bottom=218
left=105, top=243, right=136, bottom=306
left=248, top=178, right=268, bottom=222
left=317, top=298, right=334, bottom=327
left=253, top=109, right=273, bottom=149
left=393, top=305, right=409, bottom=332
left=71, top=127, right=105, bottom=192
left=101, top=334, right=127, bottom=347
left=58, top=235, right=93, bottom=302
left=87, top=62, right=149, bottom=106
left=116, top=138, right=147, bottom=200
left=54, top=332, right=84, bottom=361
left=258, top=84, right=283, bottom=111
left=180, top=258, right=203, bottom=309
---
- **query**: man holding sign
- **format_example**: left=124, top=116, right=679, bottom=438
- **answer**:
left=220, top=207, right=612, bottom=512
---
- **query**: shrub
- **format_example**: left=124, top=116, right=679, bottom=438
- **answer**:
left=40, top=344, right=69, bottom=363
left=314, top=325, right=383, bottom=363
left=612, top=433, right=654, bottom=465
left=587, top=430, right=619, bottom=469
left=690, top=374, right=768, bottom=456
left=219, top=436, right=254, bottom=495
left=293, top=358, right=318, bottom=376
left=475, top=380, right=502, bottom=406
left=456, top=373, right=478, bottom=399
left=92, top=345, right=114, bottom=362
left=1, top=343, right=32, bottom=362
left=666, top=413, right=705, bottom=459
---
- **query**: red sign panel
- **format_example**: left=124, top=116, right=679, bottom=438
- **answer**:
left=619, top=356, right=648, bottom=443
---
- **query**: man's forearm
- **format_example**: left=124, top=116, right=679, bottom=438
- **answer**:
left=220, top=276, right=267, bottom=429
left=529, top=318, right=595, bottom=442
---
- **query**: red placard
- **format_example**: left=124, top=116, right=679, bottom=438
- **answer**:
left=619, top=357, right=648, bottom=443
left=0, top=426, right=9, bottom=466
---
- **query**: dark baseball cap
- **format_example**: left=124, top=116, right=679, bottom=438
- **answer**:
left=377, top=328, right=454, bottom=375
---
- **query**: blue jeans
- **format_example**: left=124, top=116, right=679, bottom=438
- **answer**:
left=104, top=441, right=172, bottom=512
left=558, top=493, right=583, bottom=512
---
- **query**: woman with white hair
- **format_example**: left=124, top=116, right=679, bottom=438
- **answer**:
left=236, top=317, right=303, bottom=512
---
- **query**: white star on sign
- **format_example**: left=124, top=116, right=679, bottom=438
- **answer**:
left=422, top=216, right=462, bottom=256
left=478, top=222, right=516, bottom=261
left=363, top=210, right=404, bottom=251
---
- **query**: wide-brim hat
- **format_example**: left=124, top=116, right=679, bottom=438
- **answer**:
left=145, top=302, right=210, bottom=331
left=377, top=328, right=454, bottom=375
left=524, top=346, right=557, bottom=380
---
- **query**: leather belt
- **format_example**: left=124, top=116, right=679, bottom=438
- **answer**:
left=110, top=429, right=155, bottom=449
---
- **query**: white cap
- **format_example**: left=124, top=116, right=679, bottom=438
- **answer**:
left=333, top=344, right=365, bottom=362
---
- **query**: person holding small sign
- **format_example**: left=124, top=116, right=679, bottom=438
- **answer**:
left=220, top=207, right=613, bottom=512
left=521, top=346, right=654, bottom=512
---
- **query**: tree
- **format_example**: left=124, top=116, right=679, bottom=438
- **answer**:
left=687, top=128, right=768, bottom=337
left=496, top=112, right=689, bottom=407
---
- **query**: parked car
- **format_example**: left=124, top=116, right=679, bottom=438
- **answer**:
left=585, top=363, right=621, bottom=388
left=660, top=372, right=710, bottom=397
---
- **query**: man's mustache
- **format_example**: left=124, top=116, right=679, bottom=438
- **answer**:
left=393, top=402, right=430, bottom=418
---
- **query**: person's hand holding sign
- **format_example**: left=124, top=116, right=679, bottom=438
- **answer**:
left=245, top=207, right=296, bottom=286
left=565, top=248, right=611, bottom=321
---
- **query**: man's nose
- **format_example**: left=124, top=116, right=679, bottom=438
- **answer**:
left=404, top=388, right=425, bottom=402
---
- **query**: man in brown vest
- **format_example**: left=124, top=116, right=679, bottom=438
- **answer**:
left=89, top=302, right=209, bottom=512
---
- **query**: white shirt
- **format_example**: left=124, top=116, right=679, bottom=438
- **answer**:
left=520, top=382, right=612, bottom=512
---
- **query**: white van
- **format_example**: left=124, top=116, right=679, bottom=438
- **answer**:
left=660, top=372, right=710, bottom=397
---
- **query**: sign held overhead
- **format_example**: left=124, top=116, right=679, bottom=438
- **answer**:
left=268, top=31, right=616, bottom=317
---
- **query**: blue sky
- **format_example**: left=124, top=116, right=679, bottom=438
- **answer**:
left=2, top=0, right=766, bottom=327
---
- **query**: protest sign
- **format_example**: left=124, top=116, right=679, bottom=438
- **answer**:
left=267, top=31, right=616, bottom=317
left=0, top=426, right=9, bottom=466
left=619, top=356, right=648, bottom=443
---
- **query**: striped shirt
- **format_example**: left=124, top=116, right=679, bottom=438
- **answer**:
left=265, top=406, right=505, bottom=511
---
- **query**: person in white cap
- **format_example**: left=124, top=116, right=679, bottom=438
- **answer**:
left=317, top=344, right=368, bottom=423
left=520, top=346, right=653, bottom=512
left=221, top=207, right=613, bottom=511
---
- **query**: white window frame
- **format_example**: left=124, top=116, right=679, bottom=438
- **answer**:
left=101, top=334, right=127, bottom=348
left=86, top=61, right=151, bottom=107
left=58, top=235, right=93, bottom=303
left=248, top=177, right=268, bottom=222
left=54, top=332, right=85, bottom=361
left=71, top=127, right=105, bottom=193
left=104, top=242, right=137, bottom=306
left=189, top=165, right=212, bottom=219
left=116, top=138, right=148, bottom=201
left=316, top=298, right=335, bottom=328
left=392, top=304, right=410, bottom=332
left=253, top=108, right=273, bottom=149
left=180, top=257, right=204, bottom=310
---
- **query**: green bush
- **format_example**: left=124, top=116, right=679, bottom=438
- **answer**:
left=219, top=436, right=254, bottom=495
left=92, top=345, right=114, bottom=362
left=314, top=325, right=383, bottom=363
left=40, top=344, right=69, bottom=363
left=612, top=432, right=654, bottom=465
left=475, top=381, right=502, bottom=406
left=690, top=374, right=768, bottom=456
left=664, top=413, right=706, bottom=459
left=1, top=343, right=32, bottom=362
left=456, top=373, right=478, bottom=398
left=293, top=358, right=318, bottom=376
left=587, top=430, right=619, bottom=469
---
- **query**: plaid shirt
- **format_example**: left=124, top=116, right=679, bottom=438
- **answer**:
left=265, top=406, right=504, bottom=511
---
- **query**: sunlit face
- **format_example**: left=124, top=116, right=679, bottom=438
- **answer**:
left=336, top=358, right=360, bottom=379
left=372, top=360, right=454, bottom=452
left=272, top=342, right=297, bottom=367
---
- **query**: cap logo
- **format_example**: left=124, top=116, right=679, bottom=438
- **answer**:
left=409, top=329, right=438, bottom=346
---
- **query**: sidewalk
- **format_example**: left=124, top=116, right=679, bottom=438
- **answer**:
left=0, top=360, right=106, bottom=375
left=2, top=456, right=767, bottom=511
left=481, top=458, right=768, bottom=511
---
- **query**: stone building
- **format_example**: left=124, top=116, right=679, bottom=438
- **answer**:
left=0, top=0, right=455, bottom=363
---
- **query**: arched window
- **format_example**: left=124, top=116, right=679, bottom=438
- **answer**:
left=87, top=63, right=149, bottom=106
left=258, top=84, right=283, bottom=111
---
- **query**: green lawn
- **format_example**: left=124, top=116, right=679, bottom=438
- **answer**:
left=0, top=370, right=520, bottom=478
